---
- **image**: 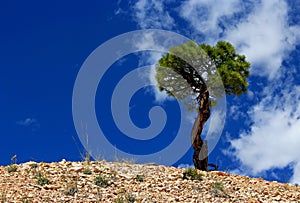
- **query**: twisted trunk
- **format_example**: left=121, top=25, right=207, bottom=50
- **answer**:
left=191, top=90, right=210, bottom=171
left=170, top=63, right=212, bottom=170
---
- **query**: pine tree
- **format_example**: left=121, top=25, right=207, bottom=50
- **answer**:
left=156, top=41, right=250, bottom=170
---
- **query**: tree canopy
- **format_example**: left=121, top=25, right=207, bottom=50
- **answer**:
left=156, top=40, right=250, bottom=103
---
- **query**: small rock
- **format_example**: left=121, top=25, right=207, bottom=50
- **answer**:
left=273, top=195, right=281, bottom=201
left=69, top=166, right=84, bottom=173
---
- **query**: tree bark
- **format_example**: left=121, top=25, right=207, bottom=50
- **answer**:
left=191, top=90, right=210, bottom=171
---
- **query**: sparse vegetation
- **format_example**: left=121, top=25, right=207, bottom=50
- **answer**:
left=211, top=181, right=230, bottom=198
left=22, top=199, right=33, bottom=203
left=64, top=183, right=78, bottom=196
left=28, top=163, right=39, bottom=177
left=7, top=155, right=18, bottom=173
left=135, top=174, right=144, bottom=182
left=212, top=181, right=224, bottom=192
left=183, top=168, right=203, bottom=181
left=84, top=151, right=91, bottom=165
left=114, top=157, right=136, bottom=164
left=109, top=171, right=118, bottom=180
left=37, top=173, right=50, bottom=186
left=7, top=164, right=17, bottom=173
left=30, top=163, right=38, bottom=169
left=94, top=175, right=109, bottom=187
left=114, top=193, right=137, bottom=203
left=83, top=168, right=92, bottom=175
left=114, top=198, right=124, bottom=203
left=125, top=192, right=136, bottom=203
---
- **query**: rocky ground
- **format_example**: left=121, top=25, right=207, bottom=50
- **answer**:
left=0, top=159, right=299, bottom=202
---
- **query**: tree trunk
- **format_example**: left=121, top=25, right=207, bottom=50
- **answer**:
left=191, top=91, right=210, bottom=171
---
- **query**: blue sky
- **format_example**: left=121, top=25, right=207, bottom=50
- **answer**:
left=1, top=0, right=300, bottom=184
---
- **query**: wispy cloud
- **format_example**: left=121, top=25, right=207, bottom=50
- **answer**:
left=132, top=0, right=175, bottom=29
left=17, top=118, right=37, bottom=126
left=132, top=30, right=173, bottom=102
left=225, top=0, right=300, bottom=79
left=179, top=0, right=243, bottom=42
left=222, top=0, right=300, bottom=184
left=17, top=118, right=40, bottom=131
left=230, top=83, right=300, bottom=183
left=140, top=64, right=170, bottom=102
left=114, top=0, right=128, bottom=15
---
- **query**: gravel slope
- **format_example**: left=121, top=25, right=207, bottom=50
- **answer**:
left=0, top=160, right=299, bottom=202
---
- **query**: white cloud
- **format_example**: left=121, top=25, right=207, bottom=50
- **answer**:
left=147, top=65, right=170, bottom=102
left=247, top=90, right=254, bottom=100
left=137, top=62, right=170, bottom=102
left=223, top=1, right=300, bottom=184
left=114, top=0, right=127, bottom=15
left=225, top=0, right=300, bottom=79
left=132, top=0, right=175, bottom=29
left=291, top=162, right=300, bottom=184
left=132, top=31, right=171, bottom=102
left=133, top=31, right=166, bottom=51
left=230, top=84, right=300, bottom=183
left=17, top=118, right=40, bottom=132
left=179, top=0, right=242, bottom=42
left=229, top=105, right=243, bottom=121
left=17, top=118, right=38, bottom=127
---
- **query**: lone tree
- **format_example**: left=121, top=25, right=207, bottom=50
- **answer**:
left=156, top=41, right=250, bottom=171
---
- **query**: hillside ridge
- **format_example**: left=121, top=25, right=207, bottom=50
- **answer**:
left=0, top=160, right=299, bottom=202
